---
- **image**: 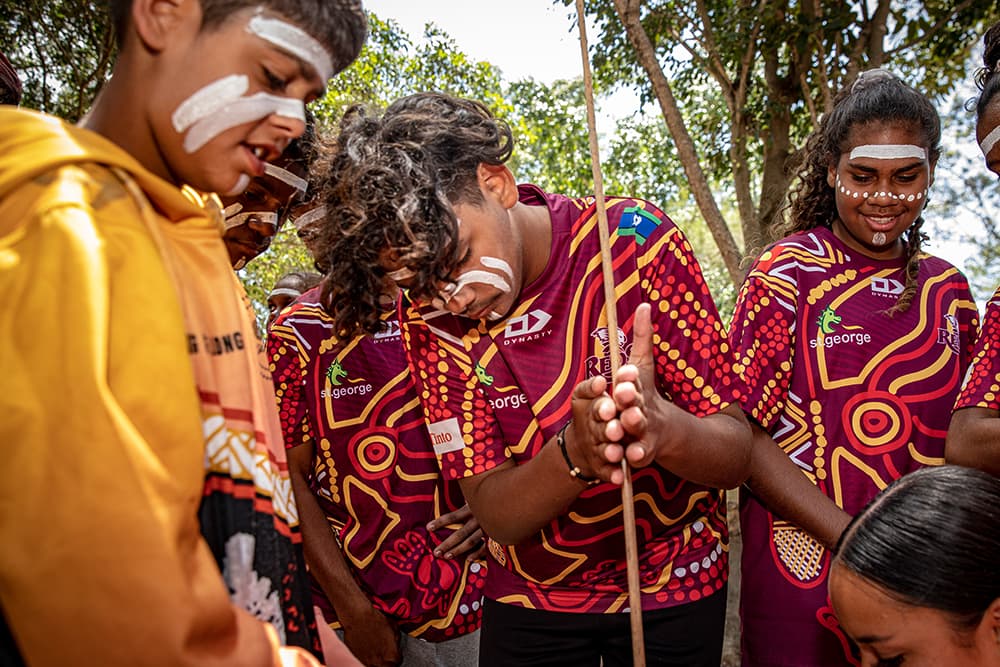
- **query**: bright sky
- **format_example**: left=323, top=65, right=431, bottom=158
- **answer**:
left=363, top=0, right=584, bottom=84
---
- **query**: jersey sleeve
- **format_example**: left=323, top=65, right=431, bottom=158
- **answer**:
left=399, top=301, right=511, bottom=481
left=268, top=312, right=315, bottom=450
left=727, top=249, right=796, bottom=430
left=631, top=203, right=743, bottom=416
left=956, top=286, right=1000, bottom=410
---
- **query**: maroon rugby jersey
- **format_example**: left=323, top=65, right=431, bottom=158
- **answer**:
left=401, top=184, right=742, bottom=613
left=729, top=226, right=978, bottom=666
left=268, top=292, right=485, bottom=641
left=955, top=285, right=1000, bottom=410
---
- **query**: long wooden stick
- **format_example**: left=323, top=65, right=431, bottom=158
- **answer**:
left=574, top=2, right=645, bottom=664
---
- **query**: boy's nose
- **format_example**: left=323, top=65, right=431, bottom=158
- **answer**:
left=270, top=107, right=306, bottom=141
left=445, top=287, right=475, bottom=315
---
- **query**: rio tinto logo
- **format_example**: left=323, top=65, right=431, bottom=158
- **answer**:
left=427, top=417, right=465, bottom=455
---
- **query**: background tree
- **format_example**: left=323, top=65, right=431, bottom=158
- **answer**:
left=572, top=0, right=998, bottom=283
left=0, top=0, right=115, bottom=122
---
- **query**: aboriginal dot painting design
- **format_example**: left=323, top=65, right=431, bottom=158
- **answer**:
left=268, top=292, right=485, bottom=641
left=956, top=285, right=1000, bottom=410
left=729, top=226, right=978, bottom=665
left=398, top=184, right=742, bottom=614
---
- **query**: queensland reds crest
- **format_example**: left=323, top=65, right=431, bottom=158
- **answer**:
left=585, top=327, right=630, bottom=380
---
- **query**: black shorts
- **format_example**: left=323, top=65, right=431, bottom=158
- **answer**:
left=478, top=589, right=726, bottom=666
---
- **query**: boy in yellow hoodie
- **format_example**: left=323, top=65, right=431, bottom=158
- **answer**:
left=0, top=1, right=365, bottom=665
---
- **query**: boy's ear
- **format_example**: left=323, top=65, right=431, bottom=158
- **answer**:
left=477, top=163, right=518, bottom=210
left=130, top=0, right=197, bottom=53
left=826, top=163, right=837, bottom=189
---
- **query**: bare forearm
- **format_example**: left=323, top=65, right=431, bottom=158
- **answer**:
left=946, top=407, right=1000, bottom=476
left=744, top=424, right=850, bottom=550
left=653, top=403, right=753, bottom=489
left=459, top=441, right=589, bottom=546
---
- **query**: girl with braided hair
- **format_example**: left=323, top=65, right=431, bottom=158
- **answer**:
left=947, top=20, right=1000, bottom=476
left=729, top=69, right=979, bottom=666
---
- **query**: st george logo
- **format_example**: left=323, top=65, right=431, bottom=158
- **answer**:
left=326, top=359, right=348, bottom=386
left=475, top=362, right=494, bottom=386
left=816, top=306, right=841, bottom=334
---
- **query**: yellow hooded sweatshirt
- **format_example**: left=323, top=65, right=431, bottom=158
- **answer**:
left=0, top=107, right=318, bottom=666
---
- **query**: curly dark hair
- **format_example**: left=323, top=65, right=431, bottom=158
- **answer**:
left=314, top=92, right=515, bottom=338
left=110, top=0, right=367, bottom=78
left=975, top=20, right=1000, bottom=120
left=782, top=69, right=941, bottom=316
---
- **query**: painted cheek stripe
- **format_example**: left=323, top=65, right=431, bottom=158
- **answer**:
left=222, top=202, right=244, bottom=217
left=263, top=162, right=308, bottom=194
left=980, top=125, right=1000, bottom=158
left=449, top=269, right=511, bottom=296
left=835, top=176, right=925, bottom=202
left=224, top=210, right=279, bottom=230
left=849, top=144, right=927, bottom=161
left=292, top=205, right=326, bottom=229
left=480, top=256, right=514, bottom=282
left=268, top=287, right=302, bottom=299
left=183, top=91, right=305, bottom=153
left=171, top=73, right=306, bottom=154
left=248, top=13, right=334, bottom=83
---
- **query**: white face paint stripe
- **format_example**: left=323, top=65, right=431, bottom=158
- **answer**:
left=263, top=162, right=307, bottom=193
left=448, top=269, right=511, bottom=296
left=225, top=173, right=252, bottom=197
left=480, top=256, right=514, bottom=281
left=222, top=202, right=244, bottom=217
left=292, top=205, right=326, bottom=229
left=172, top=75, right=248, bottom=133
left=248, top=13, right=334, bottom=83
left=224, top=210, right=278, bottom=230
left=835, top=175, right=925, bottom=202
left=848, top=144, right=927, bottom=161
left=980, top=125, right=1000, bottom=158
left=183, top=91, right=305, bottom=153
left=268, top=288, right=302, bottom=299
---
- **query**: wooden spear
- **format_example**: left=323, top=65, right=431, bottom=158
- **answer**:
left=574, top=1, right=645, bottom=664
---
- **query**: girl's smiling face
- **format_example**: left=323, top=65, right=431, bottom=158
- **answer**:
left=826, top=121, right=936, bottom=260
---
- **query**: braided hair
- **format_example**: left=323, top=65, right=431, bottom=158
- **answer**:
left=783, top=70, right=940, bottom=315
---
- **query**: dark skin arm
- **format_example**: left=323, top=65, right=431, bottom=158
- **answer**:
left=287, top=442, right=402, bottom=667
left=742, top=423, right=851, bottom=550
left=946, top=406, right=1000, bottom=476
left=459, top=303, right=754, bottom=546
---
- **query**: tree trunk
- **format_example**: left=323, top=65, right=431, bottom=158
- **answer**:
left=612, top=0, right=745, bottom=286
